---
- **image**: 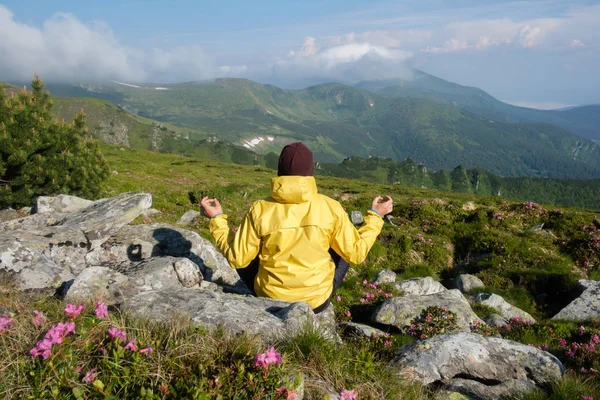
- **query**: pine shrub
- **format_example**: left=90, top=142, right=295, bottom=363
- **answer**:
left=0, top=76, right=110, bottom=207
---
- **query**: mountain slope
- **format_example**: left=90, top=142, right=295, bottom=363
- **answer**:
left=38, top=79, right=600, bottom=178
left=356, top=70, right=600, bottom=141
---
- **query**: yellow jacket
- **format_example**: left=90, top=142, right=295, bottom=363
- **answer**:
left=209, top=176, right=384, bottom=308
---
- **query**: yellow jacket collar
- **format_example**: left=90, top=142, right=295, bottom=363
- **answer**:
left=270, top=176, right=318, bottom=204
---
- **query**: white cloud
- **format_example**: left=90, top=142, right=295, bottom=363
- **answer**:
left=0, top=5, right=242, bottom=83
left=274, top=37, right=413, bottom=82
left=570, top=39, right=585, bottom=48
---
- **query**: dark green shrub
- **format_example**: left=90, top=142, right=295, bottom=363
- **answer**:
left=0, top=77, right=109, bottom=207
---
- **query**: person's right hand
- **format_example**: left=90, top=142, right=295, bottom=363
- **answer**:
left=371, top=196, right=393, bottom=217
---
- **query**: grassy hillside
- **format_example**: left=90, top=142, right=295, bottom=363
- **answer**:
left=356, top=70, right=600, bottom=141
left=40, top=79, right=600, bottom=178
left=2, top=144, right=600, bottom=398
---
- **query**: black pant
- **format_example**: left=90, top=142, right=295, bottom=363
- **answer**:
left=236, top=249, right=350, bottom=314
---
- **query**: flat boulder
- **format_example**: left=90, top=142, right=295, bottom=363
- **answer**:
left=552, top=280, right=600, bottom=321
left=339, top=322, right=387, bottom=339
left=471, top=293, right=536, bottom=324
left=58, top=192, right=152, bottom=249
left=85, top=223, right=241, bottom=287
left=389, top=332, right=564, bottom=399
left=373, top=290, right=482, bottom=332
left=373, top=269, right=396, bottom=285
left=36, top=195, right=93, bottom=214
left=122, top=289, right=322, bottom=341
left=393, top=277, right=447, bottom=296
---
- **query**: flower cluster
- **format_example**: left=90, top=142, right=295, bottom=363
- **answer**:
left=106, top=327, right=152, bottom=354
left=254, top=346, right=282, bottom=368
left=30, top=321, right=76, bottom=359
left=0, top=316, right=14, bottom=332
left=340, top=388, right=358, bottom=400
left=32, top=310, right=46, bottom=327
left=356, top=280, right=394, bottom=305
left=409, top=306, right=459, bottom=339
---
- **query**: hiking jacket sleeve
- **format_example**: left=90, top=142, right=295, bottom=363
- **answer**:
left=330, top=208, right=384, bottom=265
left=209, top=211, right=261, bottom=269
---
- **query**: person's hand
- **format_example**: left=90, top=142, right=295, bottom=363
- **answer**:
left=200, top=196, right=224, bottom=218
left=371, top=196, right=393, bottom=217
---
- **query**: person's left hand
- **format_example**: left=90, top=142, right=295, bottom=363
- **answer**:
left=200, top=196, right=224, bottom=218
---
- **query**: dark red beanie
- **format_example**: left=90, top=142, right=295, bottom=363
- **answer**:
left=277, top=142, right=314, bottom=176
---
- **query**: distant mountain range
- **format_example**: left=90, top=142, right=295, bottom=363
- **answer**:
left=5, top=70, right=600, bottom=179
left=356, top=70, right=600, bottom=142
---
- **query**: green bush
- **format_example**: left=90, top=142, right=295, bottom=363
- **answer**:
left=0, top=77, right=110, bottom=207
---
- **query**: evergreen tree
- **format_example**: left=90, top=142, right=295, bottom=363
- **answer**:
left=0, top=76, right=110, bottom=207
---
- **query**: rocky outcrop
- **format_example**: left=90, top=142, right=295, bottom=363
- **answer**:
left=389, top=332, right=564, bottom=399
left=393, top=277, right=446, bottom=296
left=552, top=280, right=600, bottom=321
left=373, top=290, right=482, bottom=332
left=455, top=274, right=485, bottom=293
left=471, top=293, right=536, bottom=324
left=123, top=288, right=319, bottom=341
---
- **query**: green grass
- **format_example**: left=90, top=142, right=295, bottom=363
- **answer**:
left=2, top=144, right=600, bottom=398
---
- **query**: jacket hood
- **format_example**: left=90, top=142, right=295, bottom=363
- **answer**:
left=270, top=176, right=318, bottom=204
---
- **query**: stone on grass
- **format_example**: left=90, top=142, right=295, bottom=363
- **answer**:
left=36, top=194, right=92, bottom=215
left=389, top=332, right=564, bottom=399
left=338, top=322, right=387, bottom=339
left=455, top=274, right=485, bottom=293
left=552, top=279, right=600, bottom=321
left=373, top=289, right=482, bottom=332
left=471, top=293, right=536, bottom=324
left=350, top=211, right=364, bottom=225
left=122, top=289, right=324, bottom=341
left=373, top=269, right=396, bottom=285
left=177, top=210, right=202, bottom=226
left=484, top=314, right=509, bottom=328
left=393, top=277, right=446, bottom=296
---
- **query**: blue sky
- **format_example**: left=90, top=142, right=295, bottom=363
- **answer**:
left=1, top=0, right=599, bottom=107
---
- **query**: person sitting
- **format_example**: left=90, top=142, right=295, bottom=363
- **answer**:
left=201, top=142, right=393, bottom=313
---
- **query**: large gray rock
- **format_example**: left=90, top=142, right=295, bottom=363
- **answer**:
left=122, top=289, right=323, bottom=341
left=393, top=277, right=447, bottom=296
left=373, top=290, right=482, bottom=332
left=390, top=332, right=564, bottom=399
left=552, top=280, right=600, bottom=321
left=58, top=192, right=152, bottom=249
left=36, top=195, right=92, bottom=214
left=66, top=257, right=203, bottom=303
left=471, top=293, right=536, bottom=324
left=484, top=314, right=509, bottom=328
left=85, top=223, right=241, bottom=287
left=455, top=274, right=485, bottom=293
left=373, top=269, right=396, bottom=285
left=0, top=226, right=88, bottom=290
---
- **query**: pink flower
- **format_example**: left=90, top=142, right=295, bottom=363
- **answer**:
left=108, top=327, right=126, bottom=342
left=581, top=396, right=594, bottom=400
left=345, top=311, right=351, bottom=317
left=95, top=302, right=108, bottom=319
left=340, top=388, right=358, bottom=400
left=384, top=341, right=392, bottom=347
left=0, top=316, right=13, bottom=332
left=124, top=338, right=138, bottom=352
left=44, top=322, right=76, bottom=344
left=82, top=368, right=99, bottom=384
left=336, top=296, right=342, bottom=302
left=30, top=338, right=53, bottom=359
left=65, top=304, right=84, bottom=319
left=32, top=310, right=46, bottom=327
left=254, top=346, right=282, bottom=368
left=139, top=347, right=153, bottom=354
